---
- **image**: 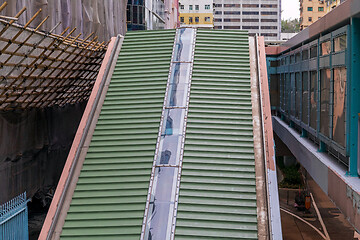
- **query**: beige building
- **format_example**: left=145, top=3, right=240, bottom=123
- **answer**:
left=299, top=0, right=326, bottom=30
left=325, top=0, right=346, bottom=13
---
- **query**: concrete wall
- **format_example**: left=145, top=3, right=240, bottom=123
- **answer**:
left=0, top=102, right=86, bottom=204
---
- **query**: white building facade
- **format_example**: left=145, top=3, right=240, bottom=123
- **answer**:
left=213, top=0, right=281, bottom=40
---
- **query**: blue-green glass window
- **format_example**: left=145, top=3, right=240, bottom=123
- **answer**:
left=320, top=69, right=331, bottom=137
left=310, top=71, right=317, bottom=129
left=302, top=72, right=309, bottom=124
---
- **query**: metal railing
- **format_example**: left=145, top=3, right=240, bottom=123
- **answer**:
left=0, top=192, right=29, bottom=240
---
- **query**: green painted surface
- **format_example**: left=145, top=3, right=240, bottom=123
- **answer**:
left=60, top=29, right=175, bottom=239
left=175, top=30, right=258, bottom=240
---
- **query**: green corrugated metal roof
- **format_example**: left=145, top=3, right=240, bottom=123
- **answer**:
left=60, top=29, right=176, bottom=240
left=59, top=28, right=260, bottom=240
left=174, top=30, right=258, bottom=239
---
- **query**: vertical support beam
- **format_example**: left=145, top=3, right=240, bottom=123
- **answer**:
left=317, top=38, right=321, bottom=138
left=346, top=24, right=352, bottom=157
left=319, top=141, right=327, bottom=152
left=289, top=120, right=295, bottom=128
left=349, top=18, right=360, bottom=176
left=301, top=128, right=308, bottom=138
left=329, top=32, right=334, bottom=140
left=307, top=71, right=311, bottom=129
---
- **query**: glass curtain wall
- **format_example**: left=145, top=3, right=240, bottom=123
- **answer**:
left=295, top=72, right=301, bottom=119
left=320, top=69, right=331, bottom=137
left=310, top=71, right=317, bottom=130
left=302, top=72, right=309, bottom=124
left=333, top=67, right=347, bottom=147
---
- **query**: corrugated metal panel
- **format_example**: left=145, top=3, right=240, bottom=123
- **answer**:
left=60, top=29, right=176, bottom=240
left=175, top=30, right=258, bottom=239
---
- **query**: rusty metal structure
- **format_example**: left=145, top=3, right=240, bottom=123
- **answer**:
left=0, top=2, right=107, bottom=112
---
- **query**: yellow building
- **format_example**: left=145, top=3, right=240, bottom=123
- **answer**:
left=299, top=0, right=326, bottom=30
left=179, top=0, right=213, bottom=28
left=325, top=0, right=346, bottom=13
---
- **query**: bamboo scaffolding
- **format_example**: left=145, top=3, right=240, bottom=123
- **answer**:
left=37, top=36, right=101, bottom=108
left=0, top=2, right=107, bottom=111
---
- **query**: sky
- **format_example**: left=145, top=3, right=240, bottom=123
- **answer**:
left=282, top=0, right=300, bottom=20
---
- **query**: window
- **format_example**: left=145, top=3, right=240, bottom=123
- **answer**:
left=243, top=26, right=259, bottom=29
left=214, top=18, right=222, bottom=22
left=224, top=11, right=241, bottom=15
left=302, top=49, right=309, bottom=60
left=280, top=74, right=285, bottom=110
left=318, top=7, right=324, bottom=11
left=310, top=45, right=317, bottom=58
left=290, top=55, right=295, bottom=64
left=189, top=5, right=193, bottom=10
left=261, top=11, right=277, bottom=15
left=308, top=17, right=312, bottom=21
left=189, top=17, right=193, bottom=23
left=333, top=34, right=347, bottom=52
left=333, top=67, right=347, bottom=147
left=284, top=73, right=290, bottom=113
left=205, top=17, right=211, bottom=22
left=205, top=5, right=210, bottom=10
left=302, top=72, right=309, bottom=124
left=310, top=71, right=317, bottom=129
left=195, top=5, right=199, bottom=10
left=180, top=4, right=184, bottom=10
left=290, top=73, right=295, bottom=116
left=261, top=4, right=277, bottom=8
left=224, top=4, right=241, bottom=7
left=295, top=72, right=301, bottom=119
left=270, top=60, right=280, bottom=67
left=261, top=26, right=277, bottom=29
left=214, top=11, right=222, bottom=15
left=224, top=18, right=240, bottom=22
left=243, top=19, right=259, bottom=22
left=214, top=4, right=222, bottom=7
left=320, top=69, right=331, bottom=137
left=242, top=4, right=259, bottom=8
left=224, top=26, right=241, bottom=29
left=180, top=17, right=184, bottom=23
left=261, top=19, right=277, bottom=22
left=321, top=41, right=331, bottom=55
left=243, top=11, right=259, bottom=15
left=195, top=17, right=199, bottom=23
left=308, top=7, right=313, bottom=11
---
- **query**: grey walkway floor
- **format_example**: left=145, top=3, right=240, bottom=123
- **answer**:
left=280, top=177, right=356, bottom=240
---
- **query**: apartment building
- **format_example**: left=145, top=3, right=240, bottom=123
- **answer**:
left=179, top=0, right=214, bottom=28
left=128, top=0, right=177, bottom=30
left=213, top=0, right=281, bottom=40
left=299, top=0, right=326, bottom=30
left=325, top=0, right=346, bottom=12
